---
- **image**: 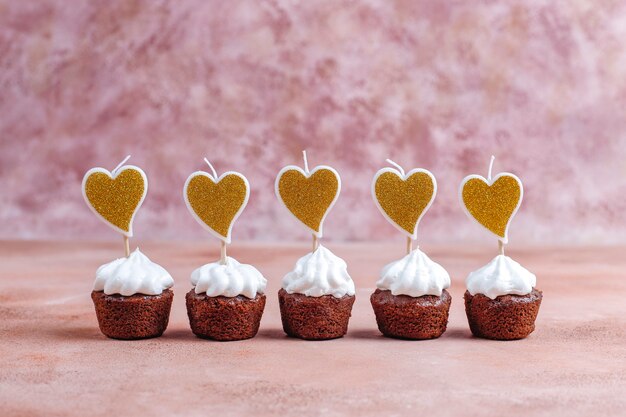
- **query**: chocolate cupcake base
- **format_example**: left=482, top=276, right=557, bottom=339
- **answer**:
left=370, top=289, right=452, bottom=340
left=278, top=288, right=355, bottom=340
left=464, top=288, right=543, bottom=340
left=91, top=290, right=173, bottom=340
left=186, top=290, right=266, bottom=341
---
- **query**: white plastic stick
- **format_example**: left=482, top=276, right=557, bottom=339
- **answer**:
left=220, top=240, right=227, bottom=265
left=204, top=158, right=218, bottom=178
left=302, top=150, right=310, bottom=174
left=113, top=155, right=131, bottom=175
left=406, top=237, right=413, bottom=255
left=386, top=159, right=405, bottom=177
left=488, top=155, right=495, bottom=182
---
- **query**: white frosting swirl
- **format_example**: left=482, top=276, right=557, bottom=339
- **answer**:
left=94, top=249, right=174, bottom=296
left=191, top=257, right=267, bottom=298
left=466, top=255, right=536, bottom=299
left=376, top=248, right=450, bottom=297
left=282, top=245, right=355, bottom=298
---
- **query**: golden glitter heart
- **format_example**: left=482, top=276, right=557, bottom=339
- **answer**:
left=184, top=172, right=249, bottom=243
left=275, top=166, right=340, bottom=237
left=372, top=168, right=436, bottom=239
left=82, top=166, right=147, bottom=237
left=460, top=174, right=523, bottom=243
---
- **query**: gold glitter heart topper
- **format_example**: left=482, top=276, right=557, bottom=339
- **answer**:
left=459, top=156, right=523, bottom=244
left=183, top=159, right=250, bottom=244
left=372, top=160, right=436, bottom=240
left=275, top=151, right=340, bottom=238
left=82, top=155, right=147, bottom=238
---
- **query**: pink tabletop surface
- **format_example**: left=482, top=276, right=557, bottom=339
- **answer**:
left=1, top=241, right=625, bottom=416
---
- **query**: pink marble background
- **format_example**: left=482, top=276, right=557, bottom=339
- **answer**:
left=1, top=1, right=626, bottom=245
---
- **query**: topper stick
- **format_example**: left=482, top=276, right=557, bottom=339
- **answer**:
left=302, top=150, right=310, bottom=175
left=312, top=234, right=318, bottom=252
left=406, top=237, right=413, bottom=255
left=220, top=240, right=227, bottom=265
left=204, top=158, right=218, bottom=178
left=123, top=235, right=130, bottom=257
left=113, top=155, right=131, bottom=175
left=488, top=155, right=495, bottom=182
left=386, top=159, right=405, bottom=177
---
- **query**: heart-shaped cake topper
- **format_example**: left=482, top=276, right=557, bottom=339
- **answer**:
left=459, top=156, right=523, bottom=244
left=372, top=160, right=437, bottom=240
left=184, top=158, right=250, bottom=244
left=82, top=155, right=147, bottom=237
left=275, top=151, right=340, bottom=238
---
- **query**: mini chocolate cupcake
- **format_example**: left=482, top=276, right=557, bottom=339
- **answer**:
left=371, top=248, right=451, bottom=339
left=91, top=249, right=174, bottom=340
left=458, top=156, right=542, bottom=340
left=464, top=254, right=542, bottom=340
left=186, top=257, right=267, bottom=341
left=279, top=245, right=356, bottom=340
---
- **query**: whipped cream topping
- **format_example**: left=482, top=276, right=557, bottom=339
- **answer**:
left=466, top=254, right=536, bottom=299
left=282, top=245, right=355, bottom=298
left=376, top=248, right=450, bottom=297
left=94, top=249, right=174, bottom=296
left=191, top=257, right=267, bottom=298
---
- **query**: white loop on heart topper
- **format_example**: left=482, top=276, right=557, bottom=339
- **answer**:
left=81, top=157, right=148, bottom=238
left=183, top=162, right=250, bottom=244
left=371, top=161, right=437, bottom=240
left=274, top=152, right=341, bottom=239
left=458, top=156, right=524, bottom=244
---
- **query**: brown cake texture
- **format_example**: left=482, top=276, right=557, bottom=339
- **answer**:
left=278, top=288, right=355, bottom=340
left=370, top=289, right=452, bottom=340
left=464, top=288, right=543, bottom=340
left=91, top=289, right=173, bottom=340
left=186, top=290, right=266, bottom=341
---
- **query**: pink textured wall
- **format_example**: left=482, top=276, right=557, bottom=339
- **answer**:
left=2, top=1, right=626, bottom=244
